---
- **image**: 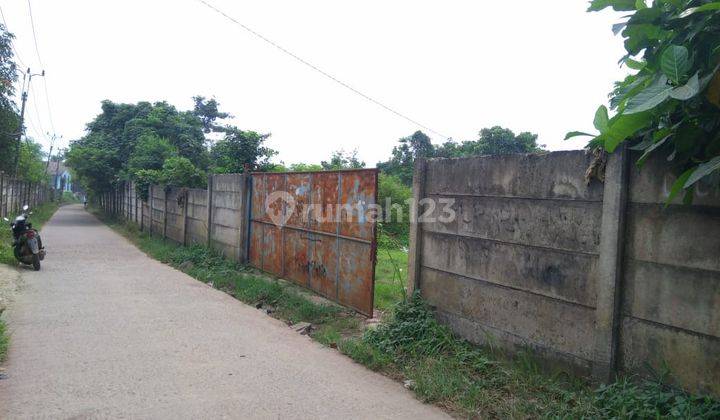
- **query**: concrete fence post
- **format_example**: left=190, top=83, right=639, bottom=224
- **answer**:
left=163, top=187, right=168, bottom=239
left=149, top=185, right=154, bottom=236
left=134, top=183, right=139, bottom=225
left=182, top=188, right=188, bottom=246
left=140, top=191, right=145, bottom=231
left=15, top=180, right=19, bottom=212
left=0, top=171, right=4, bottom=219
left=406, top=158, right=427, bottom=297
left=592, top=146, right=630, bottom=382
left=128, top=183, right=131, bottom=221
left=206, top=175, right=214, bottom=247
left=238, top=173, right=251, bottom=263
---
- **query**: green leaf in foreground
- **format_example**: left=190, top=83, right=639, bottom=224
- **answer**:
left=564, top=131, right=595, bottom=140
left=670, top=73, right=700, bottom=100
left=625, top=77, right=672, bottom=114
left=594, top=105, right=610, bottom=132
left=684, top=156, right=720, bottom=188
left=661, top=45, right=691, bottom=84
left=603, top=111, right=653, bottom=152
left=666, top=168, right=694, bottom=206
left=588, top=0, right=636, bottom=12
left=680, top=2, right=720, bottom=18
left=637, top=134, right=671, bottom=166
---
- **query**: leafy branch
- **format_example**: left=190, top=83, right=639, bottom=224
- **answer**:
left=568, top=0, right=720, bottom=202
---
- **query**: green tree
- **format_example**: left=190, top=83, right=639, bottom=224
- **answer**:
left=66, top=141, right=121, bottom=194
left=210, top=128, right=276, bottom=173
left=193, top=96, right=231, bottom=133
left=17, top=140, right=47, bottom=183
left=377, top=173, right=412, bottom=244
left=568, top=0, right=720, bottom=201
left=289, top=163, right=323, bottom=172
left=158, top=156, right=206, bottom=188
left=68, top=99, right=210, bottom=194
left=379, top=127, right=542, bottom=186
left=127, top=134, right=177, bottom=175
left=377, top=131, right=434, bottom=185
left=435, top=127, right=544, bottom=157
left=0, top=23, right=20, bottom=175
left=320, top=149, right=365, bottom=170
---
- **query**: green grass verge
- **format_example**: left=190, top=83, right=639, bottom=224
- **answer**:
left=96, top=212, right=720, bottom=419
left=0, top=318, right=8, bottom=363
left=374, top=245, right=407, bottom=311
left=0, top=202, right=60, bottom=266
left=330, top=294, right=720, bottom=418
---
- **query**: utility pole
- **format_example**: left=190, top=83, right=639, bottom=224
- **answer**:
left=45, top=133, right=58, bottom=171
left=54, top=144, right=62, bottom=195
left=14, top=70, right=29, bottom=178
left=13, top=68, right=45, bottom=178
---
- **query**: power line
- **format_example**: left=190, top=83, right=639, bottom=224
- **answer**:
left=0, top=5, right=27, bottom=74
left=28, top=80, right=49, bottom=140
left=26, top=0, right=43, bottom=68
left=195, top=0, right=449, bottom=139
left=25, top=0, right=56, bottom=135
left=40, top=75, right=55, bottom=133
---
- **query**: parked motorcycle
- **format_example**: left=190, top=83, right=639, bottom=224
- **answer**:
left=4, top=205, right=45, bottom=271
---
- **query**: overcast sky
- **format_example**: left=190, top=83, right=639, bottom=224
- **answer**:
left=2, top=0, right=628, bottom=166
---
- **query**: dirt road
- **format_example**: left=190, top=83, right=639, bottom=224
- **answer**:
left=0, top=204, right=446, bottom=419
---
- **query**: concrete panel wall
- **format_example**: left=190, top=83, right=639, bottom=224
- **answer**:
left=415, top=151, right=602, bottom=373
left=186, top=188, right=208, bottom=245
left=210, top=174, right=244, bottom=261
left=412, top=150, right=720, bottom=395
left=619, top=157, right=720, bottom=395
left=164, top=189, right=184, bottom=244
left=0, top=173, right=54, bottom=218
left=107, top=177, right=248, bottom=261
left=150, top=187, right=165, bottom=236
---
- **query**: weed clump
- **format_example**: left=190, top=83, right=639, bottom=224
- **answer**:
left=340, top=293, right=720, bottom=418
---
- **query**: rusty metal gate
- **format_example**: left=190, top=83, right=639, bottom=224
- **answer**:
left=248, top=169, right=378, bottom=316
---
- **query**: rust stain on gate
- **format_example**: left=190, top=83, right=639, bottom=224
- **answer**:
left=249, top=169, right=378, bottom=316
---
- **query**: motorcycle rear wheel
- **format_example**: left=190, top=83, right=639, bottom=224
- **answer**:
left=32, top=254, right=41, bottom=271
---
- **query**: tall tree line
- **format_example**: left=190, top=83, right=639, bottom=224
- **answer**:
left=66, top=96, right=276, bottom=198
left=0, top=23, right=47, bottom=182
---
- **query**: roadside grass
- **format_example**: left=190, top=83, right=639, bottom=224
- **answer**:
left=334, top=294, right=720, bottom=418
left=95, top=212, right=720, bottom=419
left=374, top=245, right=407, bottom=311
left=0, top=202, right=60, bottom=266
left=0, top=318, right=8, bottom=363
